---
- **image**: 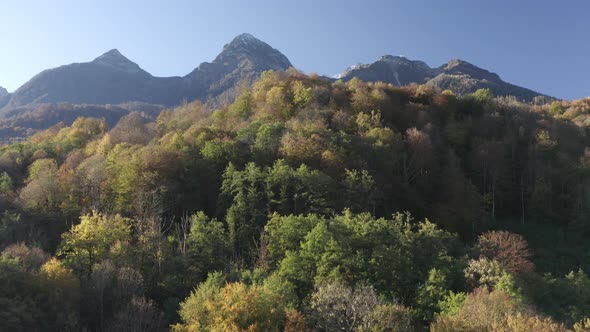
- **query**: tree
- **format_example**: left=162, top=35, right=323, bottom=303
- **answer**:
left=0, top=254, right=45, bottom=331
left=253, top=122, right=284, bottom=163
left=109, top=112, right=154, bottom=145
left=39, top=258, right=80, bottom=330
left=292, top=80, right=314, bottom=108
left=478, top=231, right=534, bottom=274
left=308, top=281, right=414, bottom=332
left=221, top=162, right=268, bottom=259
left=81, top=261, right=145, bottom=331
left=105, top=143, right=141, bottom=212
left=276, top=211, right=461, bottom=303
left=343, top=169, right=376, bottom=213
left=0, top=171, right=13, bottom=194
left=431, top=287, right=566, bottom=332
left=494, top=312, right=569, bottom=332
left=262, top=213, right=323, bottom=269
left=19, top=158, right=61, bottom=211
left=464, top=258, right=506, bottom=289
left=58, top=212, right=131, bottom=275
left=76, top=155, right=107, bottom=209
left=174, top=275, right=291, bottom=332
left=183, top=212, right=231, bottom=283
left=309, top=281, right=377, bottom=332
left=2, top=243, right=49, bottom=272
left=435, top=151, right=483, bottom=235
left=431, top=288, right=520, bottom=332
left=403, top=128, right=434, bottom=185
left=108, top=296, right=166, bottom=332
left=549, top=101, right=566, bottom=116
left=0, top=211, right=25, bottom=246
left=416, top=268, right=453, bottom=321
left=471, top=88, right=494, bottom=104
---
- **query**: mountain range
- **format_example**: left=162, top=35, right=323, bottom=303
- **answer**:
left=0, top=33, right=550, bottom=114
left=336, top=56, right=544, bottom=102
left=1, top=33, right=291, bottom=111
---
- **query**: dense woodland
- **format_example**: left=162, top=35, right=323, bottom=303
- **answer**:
left=2, top=69, right=590, bottom=331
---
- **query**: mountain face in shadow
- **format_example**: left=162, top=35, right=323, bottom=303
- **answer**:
left=4, top=34, right=292, bottom=110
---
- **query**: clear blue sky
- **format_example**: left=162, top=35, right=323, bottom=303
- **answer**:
left=1, top=0, right=588, bottom=100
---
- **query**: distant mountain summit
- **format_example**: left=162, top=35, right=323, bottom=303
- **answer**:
left=213, top=33, right=292, bottom=70
left=92, top=49, right=147, bottom=74
left=185, top=33, right=293, bottom=103
left=0, top=87, right=8, bottom=98
left=336, top=55, right=432, bottom=86
left=3, top=33, right=292, bottom=110
left=6, top=48, right=156, bottom=107
left=427, top=59, right=543, bottom=101
left=336, top=56, right=547, bottom=101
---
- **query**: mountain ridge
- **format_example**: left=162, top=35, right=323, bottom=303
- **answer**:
left=335, top=56, right=548, bottom=102
left=3, top=33, right=292, bottom=110
left=3, top=33, right=551, bottom=113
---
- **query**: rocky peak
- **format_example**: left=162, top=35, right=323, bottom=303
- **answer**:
left=336, top=55, right=434, bottom=85
left=92, top=49, right=145, bottom=74
left=213, top=33, right=292, bottom=70
left=442, top=59, right=501, bottom=81
left=0, top=86, right=8, bottom=98
left=378, top=55, right=431, bottom=71
left=226, top=33, right=267, bottom=49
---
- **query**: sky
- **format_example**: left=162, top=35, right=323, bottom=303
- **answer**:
left=0, top=0, right=588, bottom=100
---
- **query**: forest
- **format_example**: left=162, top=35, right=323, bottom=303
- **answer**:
left=2, top=68, right=590, bottom=331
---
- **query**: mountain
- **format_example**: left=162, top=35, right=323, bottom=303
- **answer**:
left=0, top=87, right=9, bottom=109
left=5, top=49, right=162, bottom=107
left=336, top=56, right=547, bottom=101
left=3, top=33, right=292, bottom=110
left=427, top=59, right=544, bottom=101
left=336, top=55, right=433, bottom=86
left=183, top=33, right=292, bottom=104
left=3, top=34, right=552, bottom=115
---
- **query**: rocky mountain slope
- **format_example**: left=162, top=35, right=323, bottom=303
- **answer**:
left=336, top=56, right=546, bottom=101
left=0, top=87, right=9, bottom=109
left=3, top=33, right=292, bottom=110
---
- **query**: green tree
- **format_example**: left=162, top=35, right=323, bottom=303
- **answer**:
left=58, top=212, right=132, bottom=275
left=183, top=212, right=231, bottom=282
left=19, top=158, right=61, bottom=211
left=0, top=171, right=13, bottom=194
left=174, top=275, right=291, bottom=332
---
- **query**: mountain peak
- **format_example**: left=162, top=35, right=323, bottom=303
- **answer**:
left=442, top=58, right=501, bottom=81
left=445, top=59, right=472, bottom=70
left=0, top=86, right=8, bottom=98
left=336, top=54, right=433, bottom=85
left=92, top=48, right=145, bottom=74
left=379, top=54, right=407, bottom=62
left=94, top=48, right=125, bottom=62
left=225, top=33, right=267, bottom=49
left=213, top=33, right=292, bottom=70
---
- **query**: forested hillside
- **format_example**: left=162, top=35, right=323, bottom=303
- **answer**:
left=0, top=102, right=163, bottom=145
left=1, top=69, right=590, bottom=331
